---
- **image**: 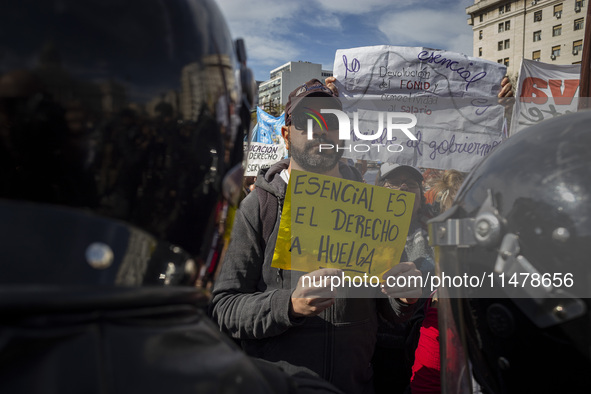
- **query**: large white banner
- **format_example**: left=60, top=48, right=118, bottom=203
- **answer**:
left=332, top=45, right=507, bottom=172
left=510, top=59, right=580, bottom=135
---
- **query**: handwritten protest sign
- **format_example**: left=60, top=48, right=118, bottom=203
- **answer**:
left=244, top=142, right=287, bottom=176
left=245, top=107, right=287, bottom=176
left=271, top=170, right=414, bottom=279
left=510, top=59, right=580, bottom=135
left=332, top=45, right=507, bottom=172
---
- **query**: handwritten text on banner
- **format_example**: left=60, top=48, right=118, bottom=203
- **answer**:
left=333, top=45, right=507, bottom=172
left=244, top=142, right=287, bottom=176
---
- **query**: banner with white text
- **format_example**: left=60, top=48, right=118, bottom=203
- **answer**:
left=510, top=59, right=580, bottom=135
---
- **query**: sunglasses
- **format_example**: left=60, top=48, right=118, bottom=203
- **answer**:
left=290, top=111, right=340, bottom=131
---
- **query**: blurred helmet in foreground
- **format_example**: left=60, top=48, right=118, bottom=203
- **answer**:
left=0, top=2, right=298, bottom=393
left=429, top=111, right=591, bottom=393
left=0, top=0, right=255, bottom=288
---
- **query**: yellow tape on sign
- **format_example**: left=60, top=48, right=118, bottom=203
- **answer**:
left=271, top=170, right=414, bottom=278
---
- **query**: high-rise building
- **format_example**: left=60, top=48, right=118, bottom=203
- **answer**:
left=258, top=61, right=333, bottom=114
left=467, top=0, right=587, bottom=75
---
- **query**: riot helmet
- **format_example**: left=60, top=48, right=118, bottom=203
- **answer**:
left=0, top=0, right=256, bottom=288
left=0, top=2, right=306, bottom=393
left=429, top=111, right=591, bottom=393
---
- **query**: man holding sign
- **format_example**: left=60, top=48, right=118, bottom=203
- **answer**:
left=210, top=79, right=423, bottom=394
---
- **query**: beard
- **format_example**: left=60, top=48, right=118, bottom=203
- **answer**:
left=289, top=134, right=345, bottom=173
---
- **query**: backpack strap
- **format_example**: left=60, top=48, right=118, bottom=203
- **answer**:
left=255, top=186, right=278, bottom=252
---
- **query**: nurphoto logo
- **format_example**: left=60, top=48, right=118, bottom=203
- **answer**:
left=304, top=109, right=418, bottom=154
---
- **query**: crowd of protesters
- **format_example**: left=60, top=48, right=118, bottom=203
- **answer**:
left=207, top=75, right=510, bottom=393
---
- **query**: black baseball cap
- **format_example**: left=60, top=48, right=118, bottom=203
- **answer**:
left=284, top=79, right=339, bottom=125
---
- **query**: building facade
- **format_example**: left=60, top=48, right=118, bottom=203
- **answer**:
left=467, top=0, right=587, bottom=76
left=257, top=61, right=333, bottom=114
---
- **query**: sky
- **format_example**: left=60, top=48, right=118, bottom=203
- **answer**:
left=217, top=0, right=477, bottom=81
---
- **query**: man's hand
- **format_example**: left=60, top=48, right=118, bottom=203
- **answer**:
left=381, top=262, right=422, bottom=304
left=498, top=76, right=514, bottom=98
left=325, top=76, right=338, bottom=97
left=290, top=268, right=341, bottom=318
left=498, top=76, right=515, bottom=117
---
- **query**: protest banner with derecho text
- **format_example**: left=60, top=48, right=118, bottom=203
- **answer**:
left=244, top=142, right=286, bottom=176
left=245, top=107, right=286, bottom=176
left=271, top=170, right=414, bottom=278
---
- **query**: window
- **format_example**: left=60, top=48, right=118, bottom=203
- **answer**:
left=575, top=1, right=585, bottom=12
left=480, top=14, right=483, bottom=22
left=552, top=45, right=561, bottom=58
left=553, top=25, right=562, bottom=36
left=497, top=59, right=503, bottom=64
left=479, top=47, right=483, bottom=56
left=573, top=40, right=583, bottom=55
left=504, top=39, right=510, bottom=49
left=575, top=18, right=585, bottom=30
left=534, top=10, right=542, bottom=22
left=479, top=30, right=483, bottom=40
left=499, top=5, right=505, bottom=15
left=506, top=4, right=511, bottom=12
left=532, top=50, right=541, bottom=61
left=504, top=58, right=510, bottom=67
left=499, top=22, right=504, bottom=33
left=505, top=21, right=511, bottom=31
left=554, top=4, right=563, bottom=18
left=498, top=41, right=504, bottom=51
left=533, top=30, right=542, bottom=42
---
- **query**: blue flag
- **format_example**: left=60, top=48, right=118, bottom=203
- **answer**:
left=250, top=107, right=285, bottom=146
